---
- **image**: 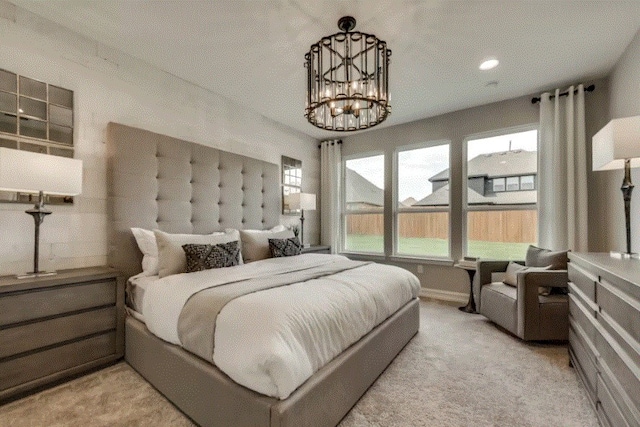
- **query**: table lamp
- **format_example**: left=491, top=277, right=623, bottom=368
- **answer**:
left=0, top=148, right=83, bottom=277
left=288, top=192, right=316, bottom=247
left=592, top=115, right=640, bottom=258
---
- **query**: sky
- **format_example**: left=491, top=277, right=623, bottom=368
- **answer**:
left=346, top=129, right=538, bottom=201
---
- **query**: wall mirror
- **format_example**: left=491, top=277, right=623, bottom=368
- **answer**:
left=282, top=156, right=302, bottom=215
left=0, top=68, right=75, bottom=205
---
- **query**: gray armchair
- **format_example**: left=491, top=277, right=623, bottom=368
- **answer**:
left=474, top=260, right=569, bottom=341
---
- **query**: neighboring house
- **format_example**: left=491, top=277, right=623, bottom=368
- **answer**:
left=401, top=197, right=417, bottom=207
left=345, top=168, right=384, bottom=210
left=416, top=149, right=537, bottom=206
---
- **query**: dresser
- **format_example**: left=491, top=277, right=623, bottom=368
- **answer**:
left=567, top=253, right=640, bottom=427
left=0, top=267, right=124, bottom=402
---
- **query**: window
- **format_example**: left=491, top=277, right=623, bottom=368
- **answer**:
left=396, top=143, right=450, bottom=258
left=465, top=129, right=538, bottom=260
left=520, top=175, right=535, bottom=190
left=506, top=176, right=519, bottom=191
left=343, top=154, right=384, bottom=253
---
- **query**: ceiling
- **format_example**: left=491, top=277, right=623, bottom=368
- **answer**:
left=12, top=1, right=640, bottom=140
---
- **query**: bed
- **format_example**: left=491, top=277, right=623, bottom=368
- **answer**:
left=107, top=123, right=420, bottom=426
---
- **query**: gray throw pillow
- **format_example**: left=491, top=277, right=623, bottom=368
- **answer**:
left=503, top=261, right=526, bottom=286
left=268, top=237, right=302, bottom=257
left=503, top=261, right=551, bottom=295
left=240, top=228, right=295, bottom=262
left=182, top=241, right=240, bottom=273
left=525, top=245, right=568, bottom=270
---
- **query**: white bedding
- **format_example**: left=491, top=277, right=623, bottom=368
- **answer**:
left=141, top=254, right=420, bottom=399
left=126, top=274, right=159, bottom=315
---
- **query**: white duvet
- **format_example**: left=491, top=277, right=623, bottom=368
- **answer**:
left=141, top=254, right=420, bottom=399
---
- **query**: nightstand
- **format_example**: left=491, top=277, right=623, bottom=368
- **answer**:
left=302, top=245, right=331, bottom=254
left=0, top=266, right=124, bottom=402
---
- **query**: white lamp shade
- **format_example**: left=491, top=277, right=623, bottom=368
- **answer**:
left=288, top=192, right=316, bottom=211
left=592, top=116, right=640, bottom=171
left=0, top=148, right=83, bottom=196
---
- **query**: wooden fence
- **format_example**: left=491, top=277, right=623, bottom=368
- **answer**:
left=346, top=210, right=537, bottom=243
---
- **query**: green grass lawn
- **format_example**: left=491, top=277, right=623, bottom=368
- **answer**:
left=345, top=234, right=532, bottom=260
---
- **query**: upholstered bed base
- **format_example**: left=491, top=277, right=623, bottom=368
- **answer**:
left=108, top=123, right=421, bottom=426
left=125, top=298, right=419, bottom=427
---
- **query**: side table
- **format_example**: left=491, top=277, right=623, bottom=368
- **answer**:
left=0, top=266, right=124, bottom=402
left=454, top=262, right=477, bottom=313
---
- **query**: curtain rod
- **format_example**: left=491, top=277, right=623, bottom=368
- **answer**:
left=531, top=84, right=595, bottom=104
left=317, top=139, right=342, bottom=149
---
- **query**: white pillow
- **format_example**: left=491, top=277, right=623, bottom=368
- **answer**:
left=154, top=229, right=241, bottom=278
left=131, top=228, right=159, bottom=277
left=239, top=226, right=294, bottom=263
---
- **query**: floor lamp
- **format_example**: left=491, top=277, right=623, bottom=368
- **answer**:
left=0, top=148, right=83, bottom=277
left=288, top=192, right=316, bottom=247
left=593, top=115, right=640, bottom=259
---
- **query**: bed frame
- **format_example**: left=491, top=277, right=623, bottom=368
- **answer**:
left=107, top=123, right=420, bottom=426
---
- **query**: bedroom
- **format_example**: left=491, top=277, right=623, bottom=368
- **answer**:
left=0, top=1, right=639, bottom=426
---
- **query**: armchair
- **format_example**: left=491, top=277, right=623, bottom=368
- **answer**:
left=474, top=259, right=569, bottom=341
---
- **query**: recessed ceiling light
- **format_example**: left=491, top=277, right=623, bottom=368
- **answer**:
left=479, top=58, right=499, bottom=71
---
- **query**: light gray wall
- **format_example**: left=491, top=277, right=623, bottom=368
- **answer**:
left=341, top=83, right=607, bottom=297
left=0, top=2, right=319, bottom=275
left=601, top=28, right=640, bottom=253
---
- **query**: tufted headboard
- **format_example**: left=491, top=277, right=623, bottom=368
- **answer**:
left=106, top=123, right=280, bottom=279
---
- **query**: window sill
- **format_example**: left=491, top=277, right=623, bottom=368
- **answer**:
left=339, top=252, right=386, bottom=262
left=339, top=251, right=454, bottom=267
left=388, top=255, right=454, bottom=266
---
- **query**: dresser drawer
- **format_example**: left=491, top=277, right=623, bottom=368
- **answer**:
left=0, top=332, right=116, bottom=392
left=596, top=328, right=640, bottom=419
left=597, top=374, right=631, bottom=427
left=568, top=263, right=597, bottom=303
left=0, top=306, right=117, bottom=359
left=568, top=291, right=597, bottom=345
left=0, top=280, right=116, bottom=325
left=597, top=279, right=640, bottom=345
left=569, top=327, right=597, bottom=400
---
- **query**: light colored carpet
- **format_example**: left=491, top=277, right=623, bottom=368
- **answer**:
left=0, top=299, right=598, bottom=427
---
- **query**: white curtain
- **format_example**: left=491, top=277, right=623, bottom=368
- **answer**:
left=538, top=85, right=588, bottom=251
left=319, top=139, right=342, bottom=252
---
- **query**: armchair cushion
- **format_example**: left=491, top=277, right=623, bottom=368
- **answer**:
left=503, top=262, right=553, bottom=294
left=503, top=262, right=550, bottom=286
left=525, top=245, right=568, bottom=270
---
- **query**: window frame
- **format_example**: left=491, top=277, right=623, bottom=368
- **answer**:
left=341, top=151, right=385, bottom=255
left=392, top=140, right=451, bottom=260
left=462, top=124, right=539, bottom=259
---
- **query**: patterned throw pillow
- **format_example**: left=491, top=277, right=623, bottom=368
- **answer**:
left=268, top=237, right=302, bottom=258
left=182, top=241, right=240, bottom=273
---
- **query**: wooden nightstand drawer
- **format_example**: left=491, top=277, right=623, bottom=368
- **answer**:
left=0, top=280, right=116, bottom=325
left=0, top=267, right=124, bottom=402
left=0, top=306, right=117, bottom=359
left=0, top=332, right=116, bottom=392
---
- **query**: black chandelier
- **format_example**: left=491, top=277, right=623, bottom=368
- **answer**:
left=305, top=16, right=391, bottom=132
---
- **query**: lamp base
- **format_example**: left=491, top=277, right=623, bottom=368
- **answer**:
left=16, top=270, right=57, bottom=280
left=609, top=251, right=639, bottom=260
